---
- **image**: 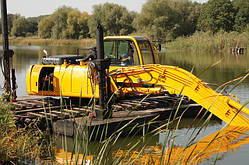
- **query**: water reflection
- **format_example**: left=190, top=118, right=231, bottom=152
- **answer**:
left=52, top=119, right=249, bottom=164
left=54, top=148, right=93, bottom=165
left=114, top=125, right=249, bottom=164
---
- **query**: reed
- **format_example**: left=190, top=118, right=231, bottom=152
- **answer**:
left=166, top=31, right=249, bottom=54
left=52, top=68, right=249, bottom=164
left=0, top=95, right=55, bottom=164
left=51, top=96, right=208, bottom=164
left=0, top=99, right=34, bottom=163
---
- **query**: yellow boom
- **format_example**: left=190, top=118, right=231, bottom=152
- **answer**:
left=109, top=64, right=249, bottom=126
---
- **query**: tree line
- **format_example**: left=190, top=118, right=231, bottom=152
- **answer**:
left=1, top=0, right=249, bottom=42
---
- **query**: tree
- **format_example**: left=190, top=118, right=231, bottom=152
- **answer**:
left=66, top=10, right=90, bottom=39
left=38, top=6, right=74, bottom=39
left=66, top=10, right=81, bottom=39
left=0, top=14, right=16, bottom=34
left=133, top=0, right=180, bottom=41
left=26, top=17, right=39, bottom=36
left=233, top=0, right=249, bottom=32
left=51, top=6, right=74, bottom=39
left=133, top=0, right=200, bottom=41
left=197, top=0, right=235, bottom=33
left=169, top=1, right=201, bottom=37
left=38, top=7, right=90, bottom=39
left=38, top=15, right=54, bottom=38
left=88, top=3, right=135, bottom=37
left=11, top=16, right=28, bottom=37
left=78, top=12, right=90, bottom=38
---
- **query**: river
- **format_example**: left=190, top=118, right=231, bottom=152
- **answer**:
left=1, top=45, right=249, bottom=164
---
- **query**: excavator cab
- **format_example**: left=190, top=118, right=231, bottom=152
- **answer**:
left=104, top=36, right=156, bottom=66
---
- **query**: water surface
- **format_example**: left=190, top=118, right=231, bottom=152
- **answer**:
left=1, top=46, right=249, bottom=164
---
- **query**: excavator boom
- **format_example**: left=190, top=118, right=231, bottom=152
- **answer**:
left=109, top=64, right=249, bottom=126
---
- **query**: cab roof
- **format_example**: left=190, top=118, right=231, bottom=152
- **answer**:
left=104, top=36, right=149, bottom=42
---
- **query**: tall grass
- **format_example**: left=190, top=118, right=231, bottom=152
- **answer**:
left=54, top=104, right=216, bottom=164
left=0, top=96, right=54, bottom=164
left=1, top=85, right=247, bottom=164
left=51, top=94, right=212, bottom=164
left=166, top=31, right=249, bottom=54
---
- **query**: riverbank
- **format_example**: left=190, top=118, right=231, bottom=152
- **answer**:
left=166, top=31, right=249, bottom=54
left=3, top=31, right=249, bottom=54
left=8, top=37, right=95, bottom=47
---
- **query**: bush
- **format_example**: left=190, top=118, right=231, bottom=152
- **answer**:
left=0, top=97, right=53, bottom=163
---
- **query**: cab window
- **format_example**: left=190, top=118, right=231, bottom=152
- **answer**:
left=137, top=40, right=155, bottom=64
left=104, top=40, right=140, bottom=66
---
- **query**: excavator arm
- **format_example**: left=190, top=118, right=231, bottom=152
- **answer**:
left=109, top=64, right=249, bottom=127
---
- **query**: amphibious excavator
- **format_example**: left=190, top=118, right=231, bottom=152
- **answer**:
left=26, top=31, right=249, bottom=126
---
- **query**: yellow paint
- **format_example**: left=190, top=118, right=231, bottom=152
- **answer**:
left=26, top=64, right=99, bottom=98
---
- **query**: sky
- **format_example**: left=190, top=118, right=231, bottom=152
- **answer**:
left=7, top=0, right=207, bottom=18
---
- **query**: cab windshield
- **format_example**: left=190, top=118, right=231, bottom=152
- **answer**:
left=104, top=39, right=140, bottom=66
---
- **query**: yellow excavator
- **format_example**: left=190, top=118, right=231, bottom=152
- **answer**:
left=26, top=28, right=249, bottom=126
